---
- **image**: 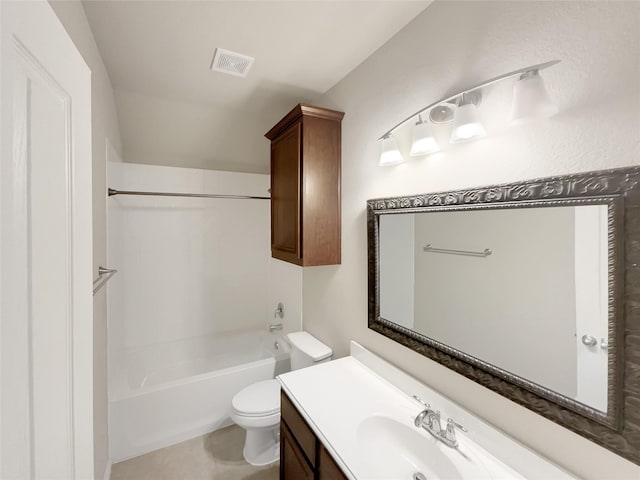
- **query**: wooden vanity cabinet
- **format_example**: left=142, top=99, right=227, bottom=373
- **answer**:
left=266, top=104, right=344, bottom=266
left=280, top=391, right=347, bottom=480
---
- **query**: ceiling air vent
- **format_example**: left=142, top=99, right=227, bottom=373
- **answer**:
left=210, top=48, right=254, bottom=77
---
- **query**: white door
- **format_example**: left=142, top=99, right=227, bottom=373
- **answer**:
left=0, top=1, right=94, bottom=479
left=574, top=205, right=609, bottom=412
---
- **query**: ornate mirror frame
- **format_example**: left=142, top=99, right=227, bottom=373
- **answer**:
left=367, top=166, right=640, bottom=464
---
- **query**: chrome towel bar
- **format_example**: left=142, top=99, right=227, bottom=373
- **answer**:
left=93, top=266, right=118, bottom=295
left=423, top=244, right=492, bottom=258
left=108, top=188, right=270, bottom=200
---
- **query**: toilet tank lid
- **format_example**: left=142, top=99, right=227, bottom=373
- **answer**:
left=287, top=332, right=332, bottom=361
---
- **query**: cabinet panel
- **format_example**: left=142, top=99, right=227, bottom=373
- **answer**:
left=271, top=122, right=301, bottom=263
left=301, top=115, right=341, bottom=266
left=318, top=443, right=348, bottom=480
left=280, top=391, right=349, bottom=480
left=281, top=391, right=316, bottom=467
left=280, top=423, right=313, bottom=480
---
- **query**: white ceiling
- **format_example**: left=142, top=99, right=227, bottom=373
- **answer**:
left=83, top=0, right=432, bottom=173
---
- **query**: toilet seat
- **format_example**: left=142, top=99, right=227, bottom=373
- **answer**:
left=232, top=379, right=280, bottom=417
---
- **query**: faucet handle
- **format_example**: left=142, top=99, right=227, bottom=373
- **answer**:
left=446, top=418, right=468, bottom=433
left=443, top=418, right=467, bottom=447
left=412, top=395, right=430, bottom=408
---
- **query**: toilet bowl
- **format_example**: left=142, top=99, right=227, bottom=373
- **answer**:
left=230, top=331, right=332, bottom=466
left=230, top=379, right=281, bottom=466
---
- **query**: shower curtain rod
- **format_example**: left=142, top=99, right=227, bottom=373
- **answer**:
left=108, top=188, right=270, bottom=200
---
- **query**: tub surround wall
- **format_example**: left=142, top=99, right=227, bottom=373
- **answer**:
left=108, top=162, right=302, bottom=351
left=305, top=1, right=640, bottom=478
left=268, top=258, right=303, bottom=338
left=48, top=2, right=123, bottom=479
left=108, top=163, right=269, bottom=349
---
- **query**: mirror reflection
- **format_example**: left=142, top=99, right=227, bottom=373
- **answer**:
left=379, top=205, right=609, bottom=412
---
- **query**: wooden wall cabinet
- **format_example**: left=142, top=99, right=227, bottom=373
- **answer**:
left=280, top=391, right=347, bottom=480
left=266, top=104, right=344, bottom=266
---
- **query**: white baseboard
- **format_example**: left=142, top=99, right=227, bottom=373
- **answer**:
left=103, top=459, right=112, bottom=480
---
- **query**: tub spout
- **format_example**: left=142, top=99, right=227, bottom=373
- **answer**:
left=269, top=323, right=283, bottom=332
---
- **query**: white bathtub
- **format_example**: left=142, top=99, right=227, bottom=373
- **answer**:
left=109, top=329, right=289, bottom=462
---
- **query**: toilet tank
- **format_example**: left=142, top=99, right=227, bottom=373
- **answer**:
left=286, top=332, right=332, bottom=370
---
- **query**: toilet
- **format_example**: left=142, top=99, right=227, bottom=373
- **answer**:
left=230, top=331, right=332, bottom=466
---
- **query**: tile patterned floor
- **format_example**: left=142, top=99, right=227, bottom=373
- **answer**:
left=110, top=425, right=279, bottom=480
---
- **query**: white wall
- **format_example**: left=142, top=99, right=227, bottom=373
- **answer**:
left=107, top=162, right=301, bottom=351
left=304, top=1, right=640, bottom=478
left=48, top=2, right=122, bottom=478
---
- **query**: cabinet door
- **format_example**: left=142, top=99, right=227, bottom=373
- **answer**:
left=318, top=443, right=348, bottom=480
left=280, top=422, right=313, bottom=480
left=271, top=122, right=301, bottom=264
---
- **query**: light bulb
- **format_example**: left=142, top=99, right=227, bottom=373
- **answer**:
left=450, top=103, right=486, bottom=144
left=410, top=120, right=439, bottom=156
left=379, top=135, right=404, bottom=166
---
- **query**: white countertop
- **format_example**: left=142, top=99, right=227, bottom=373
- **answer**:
left=277, top=341, right=576, bottom=480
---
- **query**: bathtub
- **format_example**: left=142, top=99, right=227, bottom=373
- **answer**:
left=109, top=329, right=289, bottom=462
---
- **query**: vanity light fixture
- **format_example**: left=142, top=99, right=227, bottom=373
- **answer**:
left=410, top=114, right=439, bottom=156
left=379, top=133, right=404, bottom=167
left=377, top=60, right=560, bottom=165
left=450, top=95, right=486, bottom=144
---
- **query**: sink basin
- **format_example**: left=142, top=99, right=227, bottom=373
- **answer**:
left=355, top=416, right=501, bottom=480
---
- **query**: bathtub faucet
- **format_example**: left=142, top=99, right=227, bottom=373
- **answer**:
left=269, top=323, right=283, bottom=332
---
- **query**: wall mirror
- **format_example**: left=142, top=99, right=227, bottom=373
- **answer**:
left=367, top=167, right=640, bottom=464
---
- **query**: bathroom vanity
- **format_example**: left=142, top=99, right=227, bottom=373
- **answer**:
left=277, top=342, right=575, bottom=480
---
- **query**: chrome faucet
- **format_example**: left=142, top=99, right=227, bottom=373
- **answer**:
left=412, top=395, right=439, bottom=432
left=412, top=396, right=467, bottom=448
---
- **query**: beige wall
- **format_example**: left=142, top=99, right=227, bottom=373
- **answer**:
left=379, top=214, right=414, bottom=329
left=412, top=208, right=577, bottom=398
left=305, top=1, right=640, bottom=478
left=48, top=1, right=122, bottom=478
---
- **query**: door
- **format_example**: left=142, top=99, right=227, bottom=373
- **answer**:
left=1, top=1, right=93, bottom=479
left=574, top=205, right=609, bottom=412
left=271, top=122, right=301, bottom=264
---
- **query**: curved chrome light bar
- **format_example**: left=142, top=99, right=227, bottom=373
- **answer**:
left=377, top=60, right=560, bottom=140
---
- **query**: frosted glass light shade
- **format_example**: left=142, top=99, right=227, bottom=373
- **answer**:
left=510, top=71, right=558, bottom=124
left=450, top=104, right=486, bottom=144
left=410, top=121, right=439, bottom=156
left=379, top=135, right=404, bottom=166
